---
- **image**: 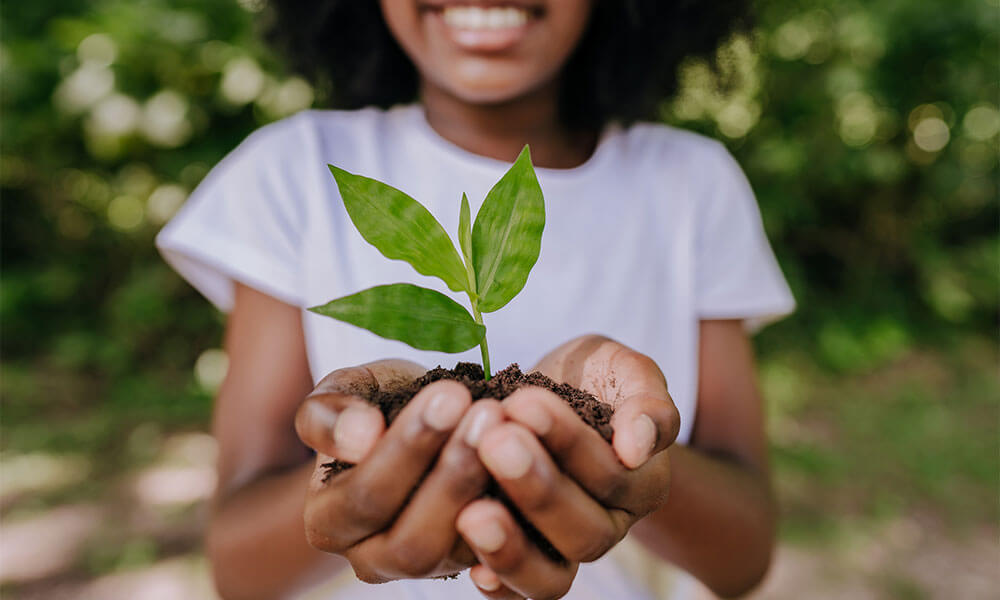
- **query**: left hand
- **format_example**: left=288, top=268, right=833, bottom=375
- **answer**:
left=456, top=335, right=680, bottom=599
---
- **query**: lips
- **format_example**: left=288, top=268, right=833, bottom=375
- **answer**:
left=419, top=2, right=543, bottom=53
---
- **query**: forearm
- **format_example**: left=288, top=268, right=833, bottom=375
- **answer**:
left=207, top=461, right=347, bottom=599
left=631, top=444, right=775, bottom=597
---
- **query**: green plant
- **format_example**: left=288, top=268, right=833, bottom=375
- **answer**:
left=309, top=146, right=545, bottom=381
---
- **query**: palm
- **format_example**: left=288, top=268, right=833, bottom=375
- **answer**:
left=531, top=335, right=669, bottom=411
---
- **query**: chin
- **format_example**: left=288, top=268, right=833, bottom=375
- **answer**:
left=431, top=59, right=556, bottom=105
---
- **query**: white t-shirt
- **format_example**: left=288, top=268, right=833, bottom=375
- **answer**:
left=157, top=104, right=794, bottom=599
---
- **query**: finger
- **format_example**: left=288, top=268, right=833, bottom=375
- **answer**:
left=296, top=392, right=385, bottom=462
left=305, top=380, right=471, bottom=551
left=297, top=361, right=426, bottom=461
left=347, top=400, right=505, bottom=578
left=503, top=387, right=673, bottom=515
left=458, top=499, right=578, bottom=600
left=609, top=391, right=679, bottom=469
left=478, top=424, right=630, bottom=564
left=470, top=564, right=522, bottom=599
left=311, top=359, right=426, bottom=397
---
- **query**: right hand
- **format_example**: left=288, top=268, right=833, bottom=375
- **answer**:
left=295, top=360, right=501, bottom=582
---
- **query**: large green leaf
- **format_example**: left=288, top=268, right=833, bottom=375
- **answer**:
left=472, top=146, right=545, bottom=313
left=309, top=284, right=485, bottom=353
left=329, top=166, right=469, bottom=293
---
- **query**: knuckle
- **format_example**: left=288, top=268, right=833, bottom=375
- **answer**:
left=591, top=467, right=628, bottom=505
left=517, top=472, right=560, bottom=512
left=304, top=525, right=342, bottom=554
left=536, top=580, right=573, bottom=600
left=351, top=563, right=388, bottom=584
left=388, top=540, right=442, bottom=577
left=624, top=350, right=659, bottom=375
left=438, top=447, right=486, bottom=498
left=565, top=523, right=616, bottom=563
left=485, top=550, right=522, bottom=575
left=345, top=484, right=394, bottom=530
left=397, top=414, right=441, bottom=449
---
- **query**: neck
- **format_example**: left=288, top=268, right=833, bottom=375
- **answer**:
left=420, top=80, right=597, bottom=169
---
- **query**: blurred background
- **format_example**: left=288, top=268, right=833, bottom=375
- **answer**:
left=1, top=0, right=997, bottom=598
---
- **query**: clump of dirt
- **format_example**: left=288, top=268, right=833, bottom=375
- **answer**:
left=374, top=362, right=613, bottom=439
left=319, top=363, right=615, bottom=563
left=322, top=363, right=613, bottom=479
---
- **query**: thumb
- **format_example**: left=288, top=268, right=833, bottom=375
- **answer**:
left=295, top=392, right=385, bottom=463
left=609, top=393, right=680, bottom=469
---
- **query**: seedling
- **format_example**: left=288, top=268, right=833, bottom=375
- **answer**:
left=309, top=146, right=544, bottom=381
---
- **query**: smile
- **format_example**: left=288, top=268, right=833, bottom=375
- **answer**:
left=441, top=5, right=531, bottom=30
left=419, top=2, right=543, bottom=52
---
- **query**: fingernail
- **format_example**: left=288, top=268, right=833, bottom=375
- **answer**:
left=334, top=407, right=376, bottom=461
left=423, top=390, right=466, bottom=431
left=306, top=401, right=339, bottom=432
left=513, top=399, right=551, bottom=436
left=464, top=519, right=506, bottom=553
left=464, top=408, right=494, bottom=448
left=482, top=435, right=533, bottom=479
left=633, top=414, right=657, bottom=465
left=472, top=568, right=501, bottom=591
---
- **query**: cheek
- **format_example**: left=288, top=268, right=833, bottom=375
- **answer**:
left=547, top=0, right=594, bottom=55
left=524, top=0, right=593, bottom=83
left=379, top=0, right=425, bottom=64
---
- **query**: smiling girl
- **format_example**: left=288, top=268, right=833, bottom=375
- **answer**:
left=157, top=1, right=794, bottom=598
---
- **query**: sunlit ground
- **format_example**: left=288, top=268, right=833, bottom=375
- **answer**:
left=1, top=340, right=997, bottom=600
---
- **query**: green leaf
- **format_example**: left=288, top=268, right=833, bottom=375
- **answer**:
left=472, top=146, right=545, bottom=313
left=309, top=284, right=485, bottom=353
left=459, top=193, right=473, bottom=263
left=329, top=165, right=469, bottom=293
left=458, top=193, right=476, bottom=293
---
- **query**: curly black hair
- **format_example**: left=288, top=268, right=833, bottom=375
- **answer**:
left=264, top=0, right=751, bottom=131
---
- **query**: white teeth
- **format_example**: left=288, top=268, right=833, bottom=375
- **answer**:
left=442, top=6, right=529, bottom=30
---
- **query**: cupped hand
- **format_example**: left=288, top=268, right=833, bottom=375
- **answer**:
left=295, top=360, right=500, bottom=581
left=457, top=336, right=680, bottom=599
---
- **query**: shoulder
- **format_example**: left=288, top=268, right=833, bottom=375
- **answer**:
left=616, top=121, right=739, bottom=176
left=227, top=108, right=374, bottom=159
left=199, top=106, right=412, bottom=205
left=613, top=122, right=753, bottom=215
left=225, top=106, right=407, bottom=166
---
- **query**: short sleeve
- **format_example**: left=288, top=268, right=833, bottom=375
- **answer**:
left=156, top=116, right=311, bottom=311
left=694, top=144, right=795, bottom=331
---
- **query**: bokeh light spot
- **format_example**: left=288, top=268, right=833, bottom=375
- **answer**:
left=220, top=57, right=264, bottom=105
left=147, top=184, right=188, bottom=225
left=77, top=33, right=117, bottom=67
left=141, top=90, right=192, bottom=148
left=54, top=64, right=114, bottom=114
left=195, top=349, right=228, bottom=392
left=107, top=195, right=145, bottom=231
left=913, top=117, right=950, bottom=152
left=962, top=104, right=1000, bottom=140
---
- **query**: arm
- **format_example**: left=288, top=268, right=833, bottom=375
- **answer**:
left=212, top=285, right=501, bottom=595
left=464, top=324, right=773, bottom=598
left=206, top=284, right=345, bottom=599
left=630, top=319, right=775, bottom=597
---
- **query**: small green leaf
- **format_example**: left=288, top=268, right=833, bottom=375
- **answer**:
left=309, top=284, right=485, bottom=353
left=459, top=193, right=473, bottom=263
left=472, top=146, right=545, bottom=313
left=458, top=193, right=476, bottom=293
left=329, top=166, right=469, bottom=293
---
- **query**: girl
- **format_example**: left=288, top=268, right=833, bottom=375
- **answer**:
left=157, top=1, right=795, bottom=598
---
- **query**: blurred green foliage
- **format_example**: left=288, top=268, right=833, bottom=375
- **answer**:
left=1, top=0, right=997, bottom=504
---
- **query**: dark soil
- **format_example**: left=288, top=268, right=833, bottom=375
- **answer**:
left=320, top=362, right=614, bottom=563
left=375, top=362, right=613, bottom=439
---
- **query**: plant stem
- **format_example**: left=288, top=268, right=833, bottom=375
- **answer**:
left=471, top=304, right=491, bottom=381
